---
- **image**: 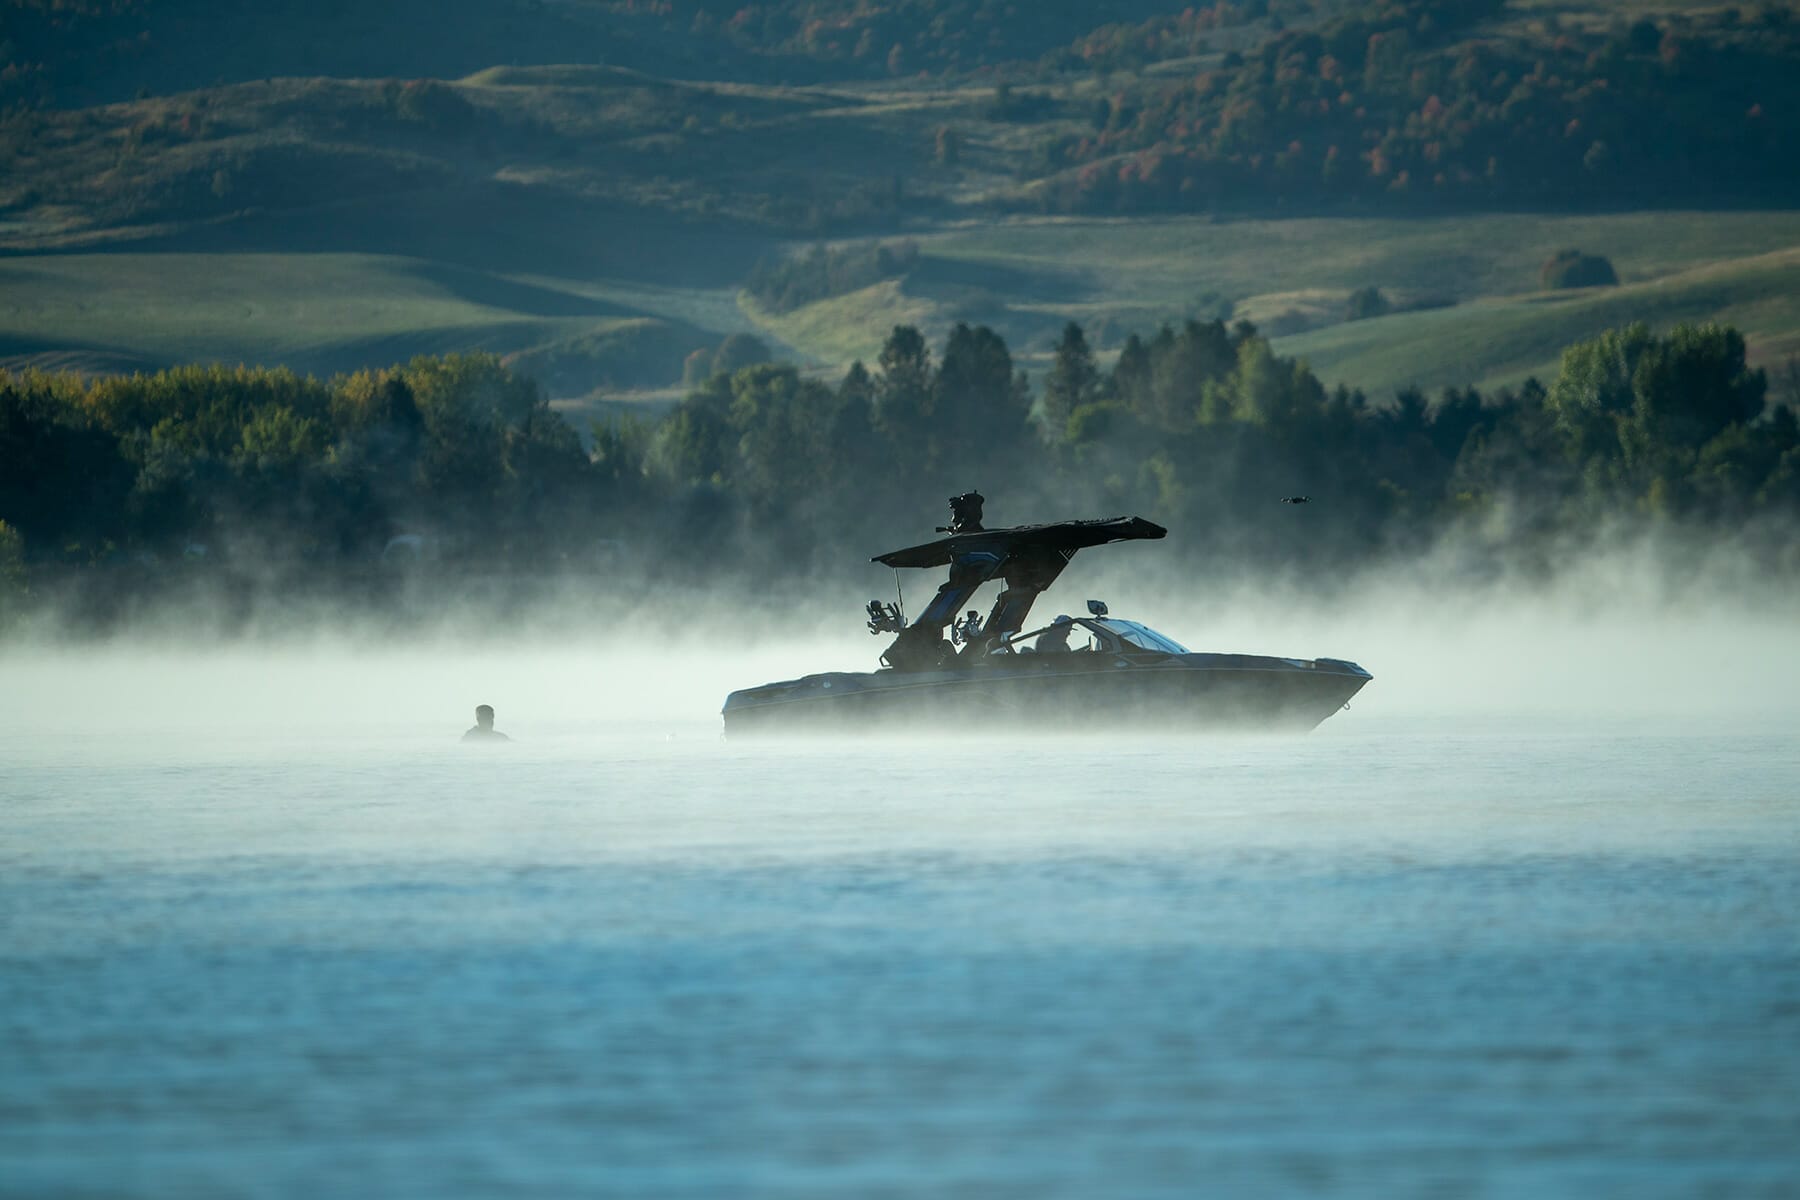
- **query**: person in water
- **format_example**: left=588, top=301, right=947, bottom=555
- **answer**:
left=463, top=704, right=510, bottom=742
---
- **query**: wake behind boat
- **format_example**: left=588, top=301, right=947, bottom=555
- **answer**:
left=722, top=494, right=1371, bottom=734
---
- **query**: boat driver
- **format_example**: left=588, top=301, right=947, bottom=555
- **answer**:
left=1037, top=615, right=1075, bottom=653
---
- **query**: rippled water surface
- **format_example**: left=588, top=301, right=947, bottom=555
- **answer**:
left=5, top=704, right=1799, bottom=1198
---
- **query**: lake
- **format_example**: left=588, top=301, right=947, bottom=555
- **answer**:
left=2, top=637, right=1798, bottom=1198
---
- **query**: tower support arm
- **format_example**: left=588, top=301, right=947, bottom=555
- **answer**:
left=980, top=547, right=1071, bottom=646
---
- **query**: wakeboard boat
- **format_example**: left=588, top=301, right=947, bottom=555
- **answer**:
left=722, top=494, right=1371, bottom=734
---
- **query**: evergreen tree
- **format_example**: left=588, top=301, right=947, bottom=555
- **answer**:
left=1041, top=322, right=1099, bottom=438
left=0, top=520, right=25, bottom=628
left=936, top=322, right=1026, bottom=453
left=1108, top=333, right=1152, bottom=414
left=875, top=325, right=936, bottom=468
left=830, top=361, right=883, bottom=487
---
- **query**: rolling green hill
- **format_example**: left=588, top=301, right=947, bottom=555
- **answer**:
left=1274, top=246, right=1800, bottom=395
left=0, top=253, right=576, bottom=370
left=0, top=250, right=746, bottom=418
left=8, top=209, right=1798, bottom=407
left=733, top=211, right=1800, bottom=394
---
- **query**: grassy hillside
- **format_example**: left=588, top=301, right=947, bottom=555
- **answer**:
left=923, top=212, right=1800, bottom=309
left=1276, top=246, right=1800, bottom=395
left=734, top=210, right=1800, bottom=392
left=1, top=0, right=1192, bottom=109
left=0, top=250, right=748, bottom=408
left=0, top=0, right=832, bottom=109
left=11, top=208, right=1794, bottom=404
left=0, top=253, right=569, bottom=369
left=738, top=280, right=940, bottom=366
left=0, top=69, right=958, bottom=252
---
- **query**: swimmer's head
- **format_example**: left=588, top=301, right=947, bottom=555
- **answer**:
left=475, top=704, right=495, bottom=728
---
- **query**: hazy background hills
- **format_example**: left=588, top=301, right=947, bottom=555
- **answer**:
left=4, top=0, right=1797, bottom=420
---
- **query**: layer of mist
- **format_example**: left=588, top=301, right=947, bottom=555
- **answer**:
left=6, top=535, right=1795, bottom=743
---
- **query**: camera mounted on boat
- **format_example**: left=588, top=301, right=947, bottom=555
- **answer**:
left=866, top=599, right=904, bottom=635
left=936, top=491, right=985, bottom=534
left=950, top=609, right=985, bottom=646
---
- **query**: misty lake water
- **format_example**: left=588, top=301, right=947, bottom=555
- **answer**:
left=3, top=640, right=1799, bottom=1198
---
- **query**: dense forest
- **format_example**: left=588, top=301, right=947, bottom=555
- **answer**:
left=4, top=317, right=1796, bottom=634
left=1035, top=0, right=1800, bottom=213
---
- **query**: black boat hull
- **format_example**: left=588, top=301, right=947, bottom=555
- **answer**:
left=722, top=652, right=1371, bottom=735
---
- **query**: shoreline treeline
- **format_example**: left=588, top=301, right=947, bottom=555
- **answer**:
left=2, top=317, right=1796, bottom=633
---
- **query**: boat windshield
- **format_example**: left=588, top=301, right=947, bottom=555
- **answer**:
left=1094, top=619, right=1189, bottom=655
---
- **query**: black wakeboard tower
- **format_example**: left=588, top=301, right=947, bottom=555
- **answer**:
left=869, top=491, right=1167, bottom=671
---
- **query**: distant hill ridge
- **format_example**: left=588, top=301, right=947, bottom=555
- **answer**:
left=4, top=0, right=1182, bottom=108
left=5, top=0, right=1795, bottom=241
